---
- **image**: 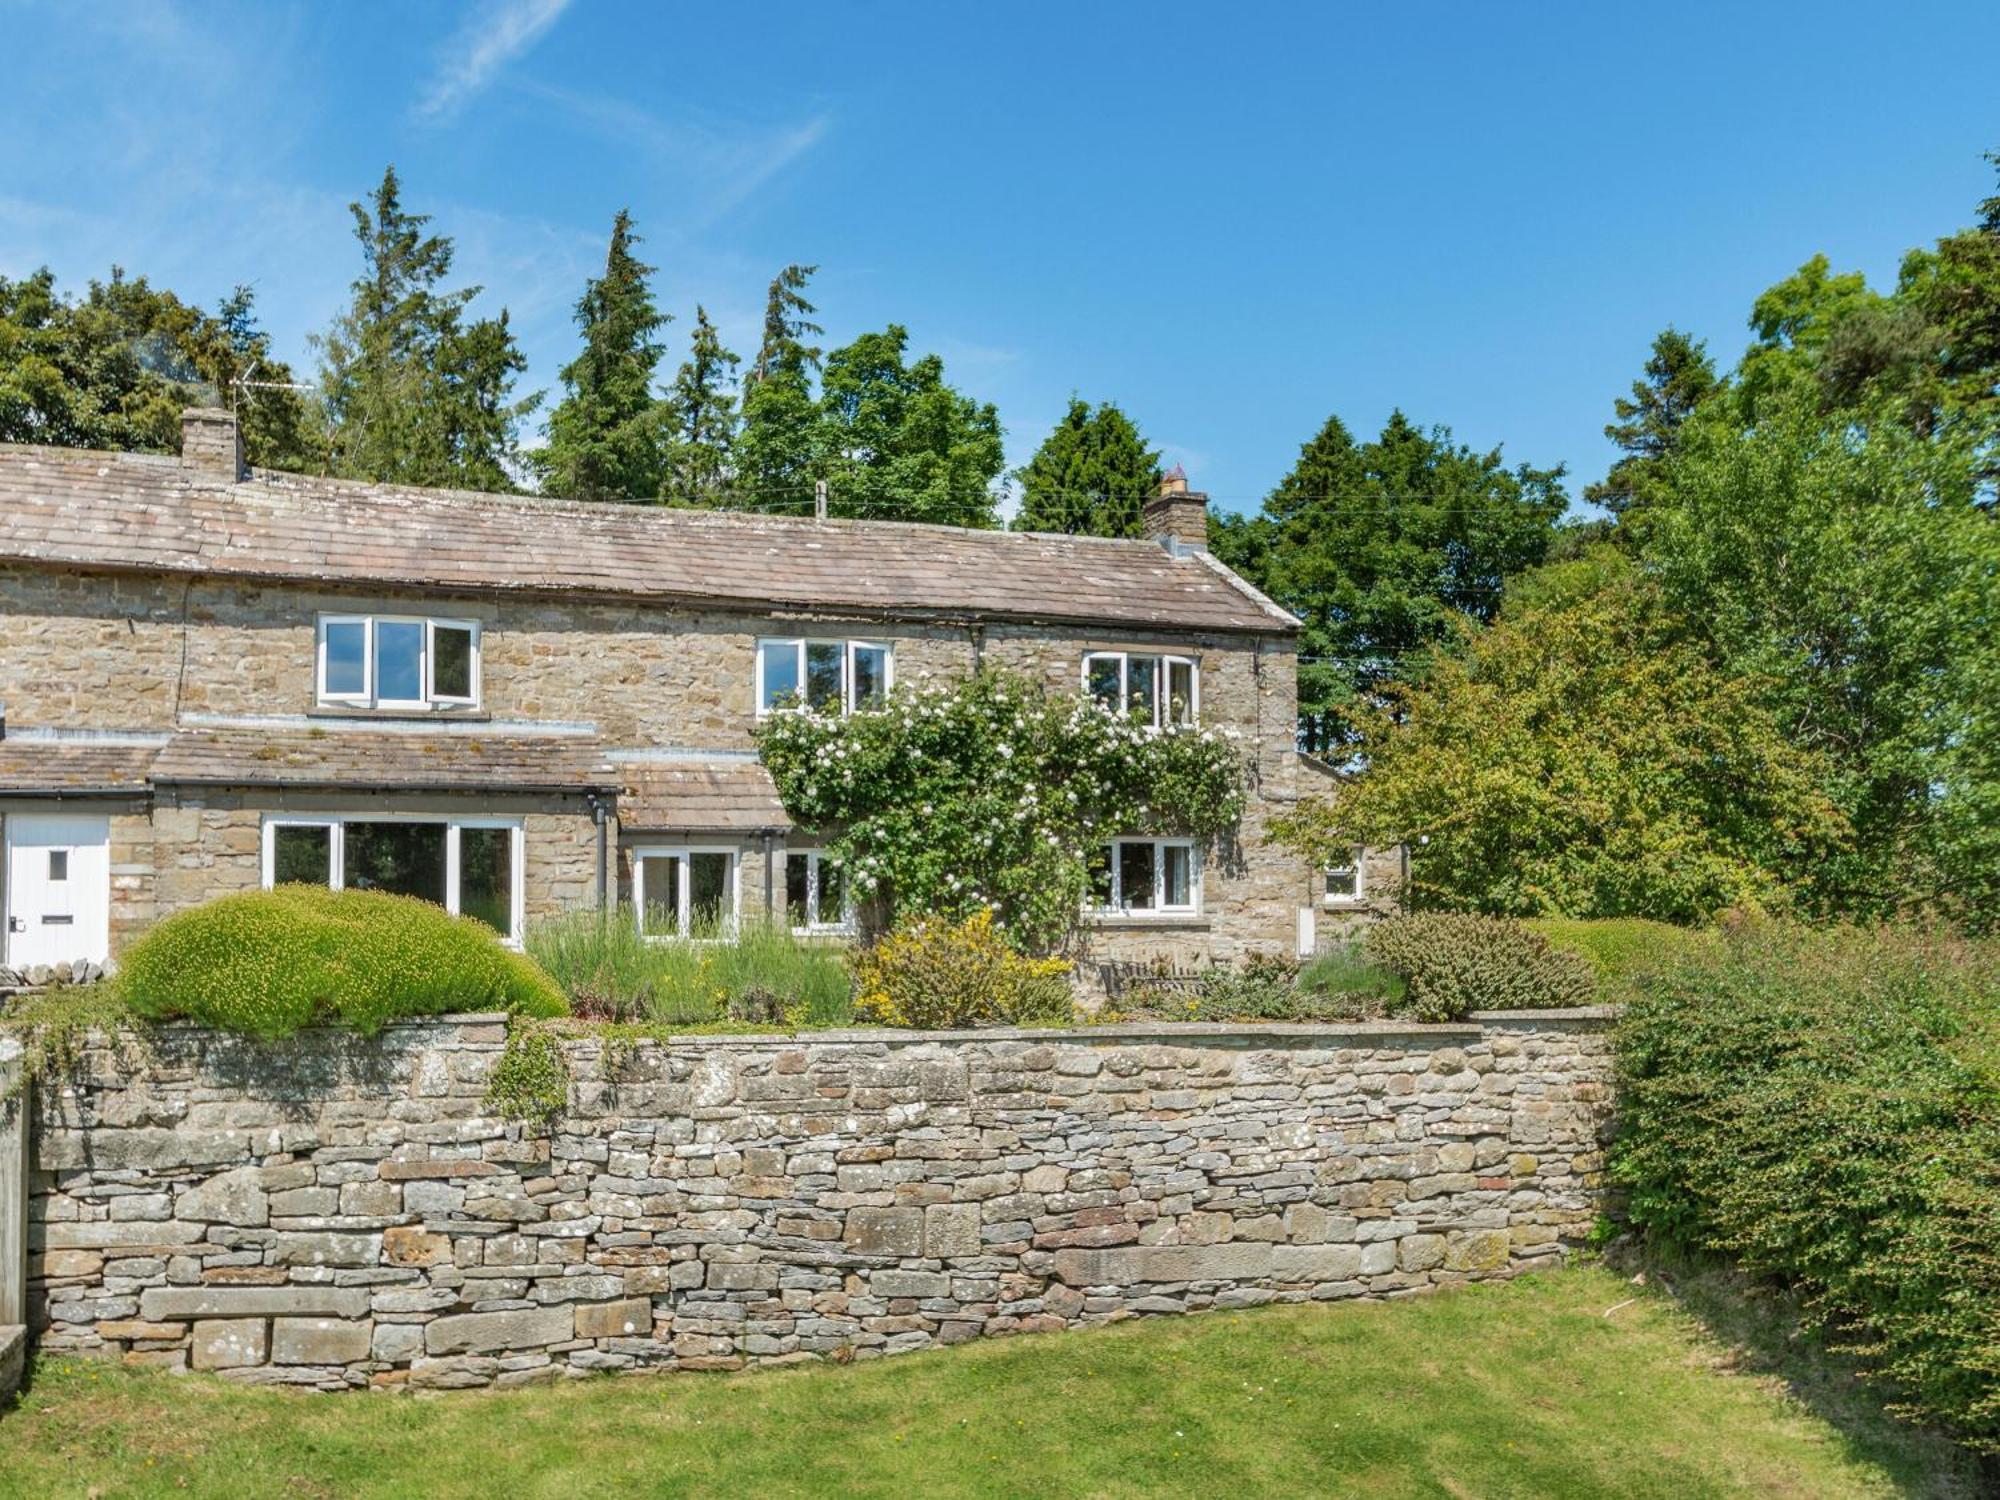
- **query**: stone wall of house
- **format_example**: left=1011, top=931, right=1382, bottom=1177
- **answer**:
left=26, top=1010, right=1613, bottom=1390
left=2, top=561, right=1320, bottom=961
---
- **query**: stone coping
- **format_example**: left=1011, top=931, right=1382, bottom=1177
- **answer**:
left=75, top=1007, right=1618, bottom=1051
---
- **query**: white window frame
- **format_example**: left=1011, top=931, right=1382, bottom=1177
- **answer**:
left=315, top=613, right=482, bottom=712
left=1081, top=651, right=1200, bottom=729
left=785, top=848, right=855, bottom=935
left=259, top=813, right=525, bottom=944
left=1322, top=848, right=1367, bottom=908
left=1092, top=837, right=1201, bottom=917
left=754, top=637, right=894, bottom=717
left=632, top=845, right=740, bottom=940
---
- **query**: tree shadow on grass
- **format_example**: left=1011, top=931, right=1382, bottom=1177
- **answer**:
left=1606, top=1239, right=1992, bottom=1499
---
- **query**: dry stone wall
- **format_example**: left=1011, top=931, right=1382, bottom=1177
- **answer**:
left=26, top=1012, right=1612, bottom=1390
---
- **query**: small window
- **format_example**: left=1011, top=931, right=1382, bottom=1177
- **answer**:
left=757, top=638, right=894, bottom=716
left=1323, top=851, right=1366, bottom=907
left=317, top=615, right=481, bottom=711
left=786, top=850, right=852, bottom=933
left=48, top=849, right=68, bottom=882
left=1093, top=838, right=1200, bottom=915
left=1082, top=652, right=1198, bottom=728
left=635, top=849, right=738, bottom=939
left=271, top=824, right=333, bottom=886
left=260, top=818, right=522, bottom=942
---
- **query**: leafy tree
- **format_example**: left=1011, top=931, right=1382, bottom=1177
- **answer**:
left=1212, top=411, right=1567, bottom=753
left=735, top=263, right=823, bottom=507
left=755, top=669, right=1244, bottom=953
left=816, top=325, right=1005, bottom=526
left=1582, top=328, right=1720, bottom=519
left=0, top=267, right=317, bottom=468
left=536, top=209, right=668, bottom=501
left=1900, top=148, right=2000, bottom=482
left=1013, top=397, right=1162, bottom=536
left=660, top=305, right=741, bottom=506
left=1274, top=549, right=1848, bottom=923
left=317, top=166, right=537, bottom=490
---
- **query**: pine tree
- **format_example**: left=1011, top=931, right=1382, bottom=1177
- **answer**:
left=661, top=305, right=741, bottom=506
left=736, top=264, right=824, bottom=508
left=1584, top=328, right=1721, bottom=518
left=536, top=210, right=669, bottom=501
left=1013, top=398, right=1161, bottom=536
left=316, top=166, right=537, bottom=490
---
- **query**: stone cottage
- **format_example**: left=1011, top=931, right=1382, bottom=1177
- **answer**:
left=0, top=409, right=1394, bottom=978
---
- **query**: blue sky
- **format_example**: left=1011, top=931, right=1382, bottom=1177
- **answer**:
left=3, top=0, right=1997, bottom=517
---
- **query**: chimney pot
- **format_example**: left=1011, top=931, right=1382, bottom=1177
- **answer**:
left=1143, top=470, right=1208, bottom=552
left=180, top=407, right=244, bottom=481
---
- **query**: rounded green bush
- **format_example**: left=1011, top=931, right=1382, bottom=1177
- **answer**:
left=1364, top=911, right=1598, bottom=1022
left=114, top=886, right=568, bottom=1037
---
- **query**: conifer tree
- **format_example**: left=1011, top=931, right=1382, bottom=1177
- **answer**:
left=736, top=264, right=824, bottom=507
left=1013, top=397, right=1161, bottom=536
left=536, top=209, right=669, bottom=501
left=661, top=305, right=740, bottom=505
left=1583, top=328, right=1721, bottom=519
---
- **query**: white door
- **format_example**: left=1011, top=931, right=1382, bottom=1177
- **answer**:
left=5, top=813, right=111, bottom=971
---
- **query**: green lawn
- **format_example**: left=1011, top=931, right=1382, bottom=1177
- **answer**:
left=0, top=1267, right=1979, bottom=1499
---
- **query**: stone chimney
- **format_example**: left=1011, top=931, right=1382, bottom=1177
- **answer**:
left=180, top=407, right=244, bottom=481
left=1142, top=466, right=1209, bottom=553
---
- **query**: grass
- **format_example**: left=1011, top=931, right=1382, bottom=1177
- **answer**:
left=1, top=1267, right=1983, bottom=1499
left=1297, top=944, right=1406, bottom=1008
left=524, top=908, right=852, bottom=1027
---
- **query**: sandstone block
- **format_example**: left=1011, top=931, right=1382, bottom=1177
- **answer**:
left=382, top=1227, right=454, bottom=1267
left=924, top=1203, right=981, bottom=1259
left=1397, top=1234, right=1446, bottom=1273
left=272, top=1232, right=382, bottom=1268
left=191, top=1318, right=267, bottom=1371
left=272, top=1318, right=374, bottom=1365
left=575, top=1298, right=653, bottom=1339
left=843, top=1207, right=922, bottom=1257
left=424, top=1305, right=574, bottom=1356
left=141, top=1286, right=373, bottom=1321
left=872, top=1269, right=951, bottom=1298
left=372, top=1322, right=425, bottom=1363
left=1270, top=1244, right=1362, bottom=1282
left=1052, top=1242, right=1272, bottom=1287
left=1443, top=1230, right=1511, bottom=1273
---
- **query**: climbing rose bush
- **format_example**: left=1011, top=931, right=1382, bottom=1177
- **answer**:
left=755, top=669, right=1245, bottom=953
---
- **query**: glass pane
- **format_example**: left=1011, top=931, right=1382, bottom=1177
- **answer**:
left=1088, top=846, right=1113, bottom=908
left=1118, top=841, right=1155, bottom=911
left=272, top=825, right=332, bottom=887
left=639, top=856, right=680, bottom=938
left=1167, top=660, right=1196, bottom=725
left=432, top=625, right=474, bottom=700
left=1325, top=866, right=1358, bottom=899
left=851, top=645, right=888, bottom=709
left=375, top=620, right=424, bottom=703
left=48, top=849, right=68, bottom=881
left=689, top=852, right=731, bottom=936
left=1163, top=844, right=1191, bottom=908
left=324, top=621, right=366, bottom=696
left=1086, top=656, right=1122, bottom=711
left=1126, top=656, right=1160, bottom=726
left=759, top=640, right=800, bottom=710
left=805, top=642, right=844, bottom=712
left=459, top=827, right=513, bottom=937
left=818, top=859, right=846, bottom=926
left=786, top=852, right=810, bottom=923
left=344, top=822, right=447, bottom=905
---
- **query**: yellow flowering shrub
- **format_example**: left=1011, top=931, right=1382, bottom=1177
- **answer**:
left=852, top=911, right=1074, bottom=1029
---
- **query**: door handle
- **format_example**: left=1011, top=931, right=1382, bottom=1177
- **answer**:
left=6, top=916, right=22, bottom=933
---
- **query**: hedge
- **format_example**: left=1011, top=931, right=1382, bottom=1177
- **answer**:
left=1363, top=911, right=1597, bottom=1021
left=116, top=886, right=568, bottom=1037
left=1612, top=921, right=2000, bottom=1452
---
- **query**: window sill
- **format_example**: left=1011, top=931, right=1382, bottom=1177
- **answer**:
left=309, top=706, right=491, bottom=723
left=1088, top=913, right=1210, bottom=932
left=1320, top=898, right=1369, bottom=911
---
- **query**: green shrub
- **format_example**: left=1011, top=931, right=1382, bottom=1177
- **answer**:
left=524, top=909, right=852, bottom=1028
left=852, top=911, right=1075, bottom=1029
left=486, top=1018, right=572, bottom=1125
left=1112, top=951, right=1405, bottom=1024
left=115, top=886, right=567, bottom=1037
left=1529, top=917, right=1719, bottom=1003
left=1297, top=946, right=1407, bottom=1008
left=1613, top=922, right=2000, bottom=1453
left=1364, top=911, right=1597, bottom=1022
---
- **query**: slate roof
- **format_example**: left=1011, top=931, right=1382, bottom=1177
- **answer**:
left=0, top=739, right=163, bottom=796
left=616, top=761, right=792, bottom=833
left=0, top=443, right=1298, bottom=636
left=148, top=728, right=619, bottom=794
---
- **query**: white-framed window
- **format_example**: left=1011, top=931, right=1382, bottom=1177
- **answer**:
left=1089, top=837, right=1199, bottom=916
left=755, top=638, right=892, bottom=716
left=317, top=614, right=481, bottom=711
left=785, top=849, right=852, bottom=934
left=1083, top=651, right=1198, bottom=728
left=1323, top=849, right=1367, bottom=907
left=260, top=814, right=523, bottom=942
left=632, top=847, right=738, bottom=939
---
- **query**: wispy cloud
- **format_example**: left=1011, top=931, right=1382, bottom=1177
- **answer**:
left=416, top=0, right=572, bottom=120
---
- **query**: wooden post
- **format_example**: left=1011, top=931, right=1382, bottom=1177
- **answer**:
left=0, top=1037, right=25, bottom=1327
left=814, top=479, right=828, bottom=521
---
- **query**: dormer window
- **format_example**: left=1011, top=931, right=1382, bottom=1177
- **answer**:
left=756, top=638, right=892, bottom=716
left=318, top=615, right=480, bottom=711
left=1083, top=652, right=1197, bottom=728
